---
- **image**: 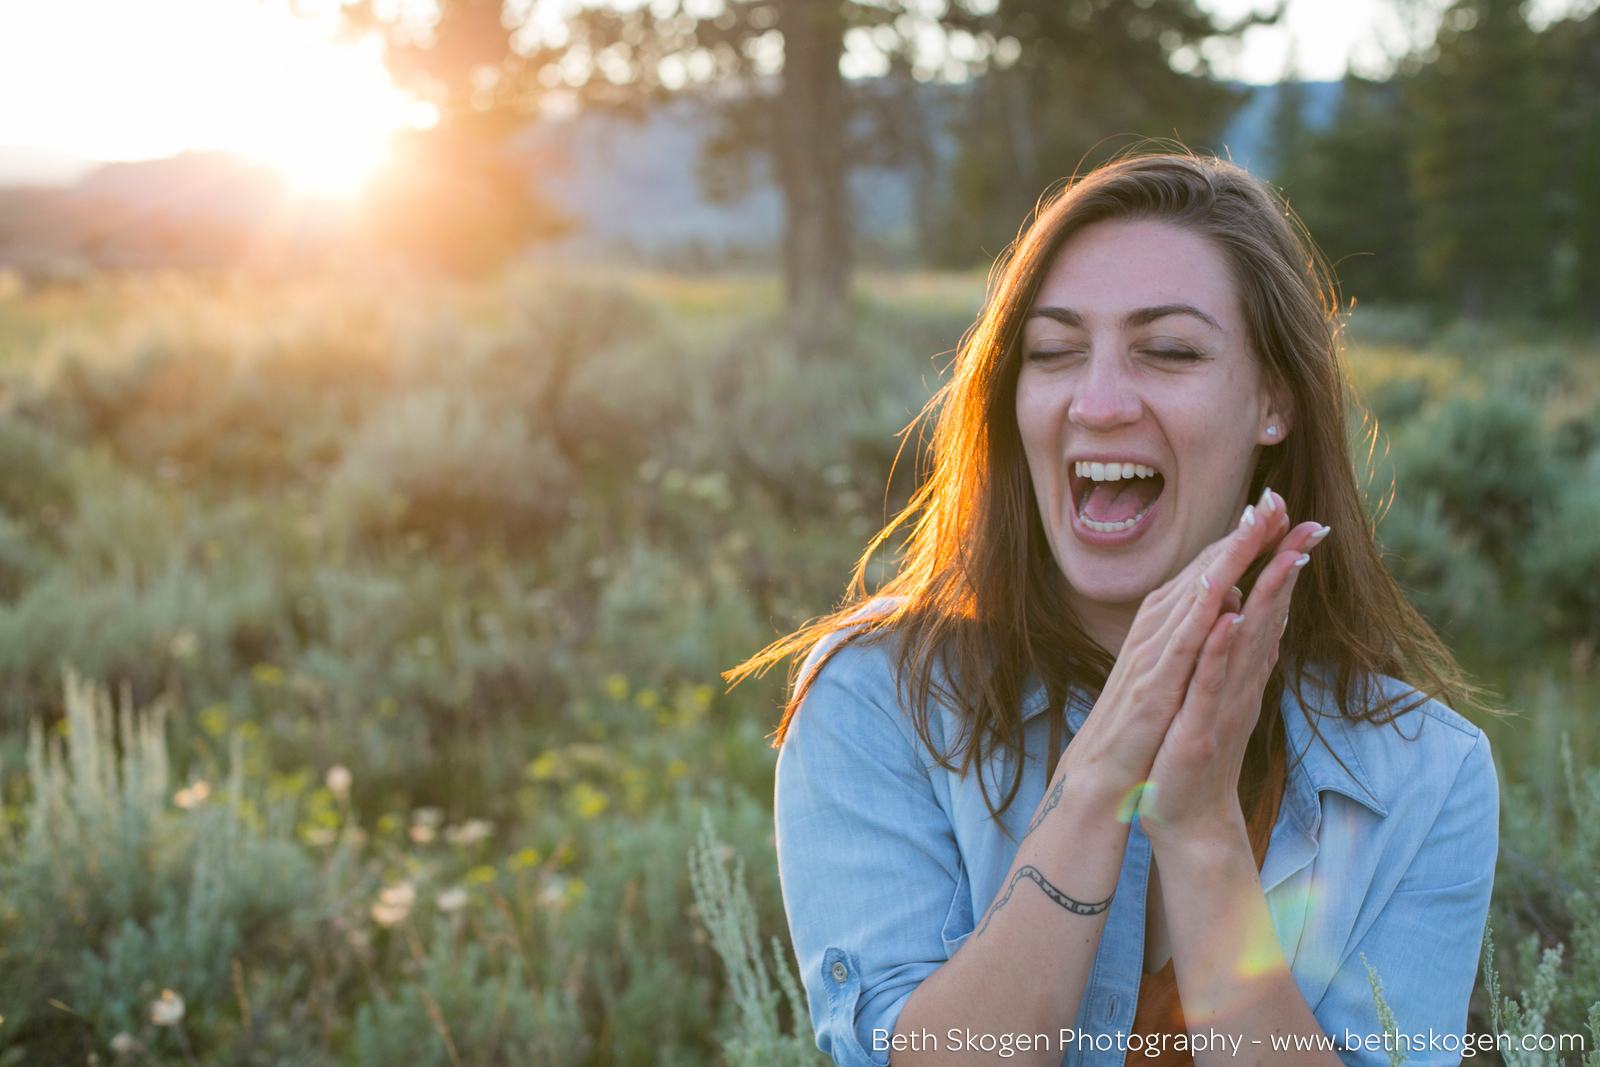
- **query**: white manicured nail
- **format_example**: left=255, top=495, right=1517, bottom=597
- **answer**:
left=1240, top=505, right=1257, bottom=529
left=1309, top=524, right=1331, bottom=544
left=1199, top=573, right=1211, bottom=591
left=1258, top=487, right=1275, bottom=514
left=1293, top=553, right=1310, bottom=567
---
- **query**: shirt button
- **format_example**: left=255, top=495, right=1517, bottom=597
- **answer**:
left=831, top=962, right=848, bottom=983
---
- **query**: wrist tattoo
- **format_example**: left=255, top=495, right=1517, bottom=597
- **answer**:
left=974, top=865, right=1113, bottom=938
left=1022, top=776, right=1065, bottom=841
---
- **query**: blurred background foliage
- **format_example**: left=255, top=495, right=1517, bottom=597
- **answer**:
left=0, top=264, right=1599, bottom=1063
left=3, top=0, right=1600, bottom=1062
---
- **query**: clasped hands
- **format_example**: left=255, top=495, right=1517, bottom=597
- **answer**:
left=1061, top=488, right=1328, bottom=855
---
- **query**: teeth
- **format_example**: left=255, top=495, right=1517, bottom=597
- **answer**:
left=1080, top=496, right=1160, bottom=533
left=1073, top=461, right=1159, bottom=482
left=1073, top=460, right=1162, bottom=532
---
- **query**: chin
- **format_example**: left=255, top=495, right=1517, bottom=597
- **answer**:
left=1060, top=558, right=1166, bottom=608
left=1051, top=497, right=1179, bottom=609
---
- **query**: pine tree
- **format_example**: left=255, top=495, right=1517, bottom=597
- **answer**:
left=1542, top=10, right=1600, bottom=321
left=1292, top=73, right=1419, bottom=304
left=1407, top=0, right=1549, bottom=317
left=918, top=0, right=1257, bottom=267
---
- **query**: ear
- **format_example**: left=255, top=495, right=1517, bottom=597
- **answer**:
left=1257, top=379, right=1294, bottom=446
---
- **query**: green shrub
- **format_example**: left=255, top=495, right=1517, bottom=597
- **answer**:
left=1391, top=393, right=1560, bottom=567
left=689, top=812, right=824, bottom=1067
left=1526, top=456, right=1600, bottom=642
left=1377, top=492, right=1504, bottom=651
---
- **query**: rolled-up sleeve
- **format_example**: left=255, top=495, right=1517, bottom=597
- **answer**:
left=775, top=637, right=963, bottom=1067
left=1317, top=728, right=1499, bottom=1067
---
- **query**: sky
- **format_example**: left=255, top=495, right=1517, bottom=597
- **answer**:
left=0, top=0, right=423, bottom=189
left=0, top=0, right=1596, bottom=172
left=1207, top=0, right=1595, bottom=79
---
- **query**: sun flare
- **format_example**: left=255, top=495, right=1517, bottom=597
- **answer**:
left=241, top=32, right=422, bottom=200
left=0, top=0, right=425, bottom=196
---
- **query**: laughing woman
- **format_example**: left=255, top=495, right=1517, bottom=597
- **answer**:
left=729, top=154, right=1497, bottom=1067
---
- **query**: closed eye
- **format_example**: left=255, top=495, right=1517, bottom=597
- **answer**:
left=1143, top=346, right=1203, bottom=362
left=1024, top=346, right=1086, bottom=363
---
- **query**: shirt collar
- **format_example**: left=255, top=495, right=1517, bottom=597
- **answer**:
left=1279, top=675, right=1389, bottom=822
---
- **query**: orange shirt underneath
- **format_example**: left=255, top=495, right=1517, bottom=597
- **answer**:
left=1123, top=744, right=1288, bottom=1067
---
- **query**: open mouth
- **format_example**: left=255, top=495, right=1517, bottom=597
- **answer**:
left=1071, top=460, right=1165, bottom=534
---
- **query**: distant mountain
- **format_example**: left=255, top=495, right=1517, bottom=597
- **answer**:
left=528, top=81, right=1343, bottom=264
left=523, top=93, right=937, bottom=266
left=1218, top=81, right=1343, bottom=178
left=0, top=81, right=1342, bottom=276
left=0, top=151, right=343, bottom=275
left=0, top=146, right=100, bottom=187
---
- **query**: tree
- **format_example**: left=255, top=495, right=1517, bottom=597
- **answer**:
left=1267, top=53, right=1307, bottom=185
left=325, top=1, right=566, bottom=274
left=1286, top=73, right=1419, bottom=304
left=341, top=0, right=1259, bottom=351
left=1542, top=9, right=1600, bottom=321
left=922, top=0, right=1262, bottom=266
left=1406, top=0, right=1549, bottom=317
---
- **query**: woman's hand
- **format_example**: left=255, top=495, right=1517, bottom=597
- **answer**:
left=1054, top=489, right=1301, bottom=809
left=1136, top=492, right=1328, bottom=853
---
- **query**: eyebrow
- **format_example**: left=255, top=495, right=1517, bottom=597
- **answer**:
left=1027, top=303, right=1223, bottom=332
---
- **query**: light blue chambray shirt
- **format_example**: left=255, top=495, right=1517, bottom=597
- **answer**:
left=774, top=626, right=1499, bottom=1067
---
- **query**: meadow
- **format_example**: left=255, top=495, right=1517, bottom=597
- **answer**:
left=0, top=267, right=1598, bottom=1065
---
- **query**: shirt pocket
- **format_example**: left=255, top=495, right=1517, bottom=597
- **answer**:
left=941, top=860, right=974, bottom=956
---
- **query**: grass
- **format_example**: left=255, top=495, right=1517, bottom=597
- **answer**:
left=0, top=271, right=1597, bottom=1063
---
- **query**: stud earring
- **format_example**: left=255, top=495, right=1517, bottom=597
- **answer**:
left=1266, top=425, right=1278, bottom=437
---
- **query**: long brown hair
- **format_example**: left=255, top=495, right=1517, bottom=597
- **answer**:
left=727, top=151, right=1473, bottom=821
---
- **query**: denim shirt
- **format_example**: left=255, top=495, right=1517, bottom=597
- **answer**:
left=773, top=628, right=1499, bottom=1067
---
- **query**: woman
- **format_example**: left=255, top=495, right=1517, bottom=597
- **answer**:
left=729, top=154, right=1497, bottom=1067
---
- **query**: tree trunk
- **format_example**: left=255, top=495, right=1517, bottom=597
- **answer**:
left=773, top=0, right=850, bottom=356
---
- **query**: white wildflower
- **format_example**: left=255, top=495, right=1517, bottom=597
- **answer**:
left=538, top=877, right=567, bottom=909
left=437, top=887, right=469, bottom=912
left=372, top=880, right=415, bottom=926
left=379, top=881, right=416, bottom=907
left=325, top=764, right=352, bottom=801
left=149, top=990, right=185, bottom=1026
left=173, top=781, right=210, bottom=809
left=168, top=629, right=199, bottom=659
left=444, top=819, right=493, bottom=846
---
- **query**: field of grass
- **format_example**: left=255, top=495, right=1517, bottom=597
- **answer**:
left=0, top=266, right=1598, bottom=1064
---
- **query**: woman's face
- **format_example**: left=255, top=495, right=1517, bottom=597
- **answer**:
left=1015, top=218, right=1287, bottom=619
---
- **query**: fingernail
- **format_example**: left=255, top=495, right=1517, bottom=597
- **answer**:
left=1231, top=585, right=1242, bottom=599
left=1230, top=614, right=1245, bottom=626
left=1293, top=553, right=1310, bottom=567
left=1199, top=573, right=1211, bottom=591
left=1258, top=486, right=1275, bottom=514
left=1240, top=505, right=1257, bottom=529
left=1309, top=524, right=1331, bottom=544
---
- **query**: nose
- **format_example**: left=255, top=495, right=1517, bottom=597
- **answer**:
left=1067, top=350, right=1142, bottom=431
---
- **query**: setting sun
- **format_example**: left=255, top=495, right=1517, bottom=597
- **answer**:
left=0, top=0, right=423, bottom=195
left=238, top=33, right=424, bottom=199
